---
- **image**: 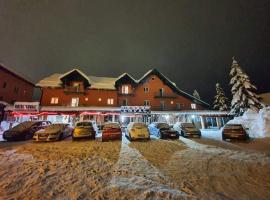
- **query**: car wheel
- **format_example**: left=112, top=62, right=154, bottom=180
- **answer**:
left=129, top=133, right=133, bottom=141
left=59, top=133, right=63, bottom=141
left=181, top=131, right=185, bottom=137
left=222, top=135, right=226, bottom=140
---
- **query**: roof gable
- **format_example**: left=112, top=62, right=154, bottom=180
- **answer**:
left=115, top=73, right=137, bottom=87
left=138, top=69, right=209, bottom=107
left=59, top=68, right=91, bottom=87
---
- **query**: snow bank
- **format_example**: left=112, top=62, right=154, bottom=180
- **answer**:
left=227, top=107, right=270, bottom=138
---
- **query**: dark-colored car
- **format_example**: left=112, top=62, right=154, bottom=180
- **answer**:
left=3, top=121, right=51, bottom=141
left=148, top=122, right=179, bottom=139
left=222, top=124, right=249, bottom=140
left=173, top=122, right=201, bottom=138
left=101, top=122, right=122, bottom=142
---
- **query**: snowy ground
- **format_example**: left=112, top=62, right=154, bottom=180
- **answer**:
left=0, top=133, right=270, bottom=200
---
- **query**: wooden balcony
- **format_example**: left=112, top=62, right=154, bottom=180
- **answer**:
left=118, top=91, right=135, bottom=96
left=154, top=92, right=177, bottom=99
left=64, top=86, right=86, bottom=95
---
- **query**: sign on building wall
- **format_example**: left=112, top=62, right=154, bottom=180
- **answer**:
left=121, top=106, right=150, bottom=114
left=14, top=102, right=40, bottom=113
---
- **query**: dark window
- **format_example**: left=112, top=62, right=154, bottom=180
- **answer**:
left=0, top=96, right=3, bottom=101
left=3, top=82, right=7, bottom=88
left=14, top=87, right=19, bottom=94
left=122, top=99, right=128, bottom=106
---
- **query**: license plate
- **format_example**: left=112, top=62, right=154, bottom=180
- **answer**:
left=138, top=134, right=145, bottom=137
left=170, top=134, right=176, bottom=136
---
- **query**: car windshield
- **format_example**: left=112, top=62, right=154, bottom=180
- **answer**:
left=76, top=122, right=92, bottom=127
left=11, top=121, right=36, bottom=131
left=182, top=123, right=195, bottom=128
left=44, top=124, right=64, bottom=131
left=133, top=123, right=147, bottom=129
left=104, top=123, right=120, bottom=129
left=157, top=123, right=170, bottom=129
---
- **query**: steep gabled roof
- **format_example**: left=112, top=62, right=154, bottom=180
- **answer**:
left=138, top=69, right=209, bottom=107
left=59, top=68, right=91, bottom=85
left=0, top=64, right=35, bottom=86
left=36, top=68, right=117, bottom=90
left=115, top=73, right=137, bottom=87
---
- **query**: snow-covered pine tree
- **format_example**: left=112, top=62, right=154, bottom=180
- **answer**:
left=213, top=83, right=229, bottom=111
left=229, top=57, right=263, bottom=116
left=193, top=90, right=200, bottom=99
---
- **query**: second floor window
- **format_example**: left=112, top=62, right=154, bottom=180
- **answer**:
left=51, top=97, right=59, bottom=104
left=107, top=98, right=114, bottom=105
left=143, top=87, right=149, bottom=93
left=144, top=100, right=150, bottom=106
left=176, top=103, right=181, bottom=110
left=14, top=87, right=19, bottom=94
left=191, top=103, right=197, bottom=109
left=121, top=85, right=129, bottom=94
left=71, top=98, right=79, bottom=107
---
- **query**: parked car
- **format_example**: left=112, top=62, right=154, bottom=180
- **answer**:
left=148, top=122, right=179, bottom=139
left=3, top=121, right=51, bottom=141
left=101, top=122, right=122, bottom=142
left=173, top=122, right=201, bottom=138
left=72, top=121, right=97, bottom=140
left=33, top=123, right=73, bottom=142
left=125, top=122, right=150, bottom=141
left=222, top=124, right=249, bottom=140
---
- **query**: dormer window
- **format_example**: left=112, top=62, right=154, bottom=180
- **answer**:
left=121, top=85, right=129, bottom=94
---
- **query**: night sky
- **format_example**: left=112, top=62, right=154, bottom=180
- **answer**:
left=0, top=0, right=269, bottom=103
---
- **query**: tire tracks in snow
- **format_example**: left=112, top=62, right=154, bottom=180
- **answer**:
left=104, top=136, right=191, bottom=200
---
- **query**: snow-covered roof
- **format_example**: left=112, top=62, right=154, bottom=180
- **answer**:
left=59, top=68, right=91, bottom=83
left=116, top=72, right=137, bottom=83
left=88, top=76, right=118, bottom=90
left=36, top=70, right=117, bottom=90
left=36, top=73, right=62, bottom=87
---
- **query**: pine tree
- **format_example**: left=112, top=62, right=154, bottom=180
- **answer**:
left=193, top=90, right=200, bottom=99
left=229, top=57, right=263, bottom=116
left=213, top=83, right=229, bottom=111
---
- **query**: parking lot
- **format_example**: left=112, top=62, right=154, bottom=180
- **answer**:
left=0, top=132, right=270, bottom=200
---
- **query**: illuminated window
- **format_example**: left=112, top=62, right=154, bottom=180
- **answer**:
left=191, top=103, right=197, bottom=109
left=144, top=100, right=150, bottom=106
left=107, top=98, right=114, bottom=105
left=85, top=97, right=88, bottom=101
left=51, top=97, right=59, bottom=104
left=71, top=98, right=79, bottom=107
left=121, top=85, right=129, bottom=94
left=98, top=98, right=102, bottom=102
left=170, top=101, right=174, bottom=104
left=143, top=87, right=149, bottom=93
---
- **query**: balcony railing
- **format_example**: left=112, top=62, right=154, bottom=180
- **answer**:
left=150, top=106, right=182, bottom=111
left=64, top=86, right=86, bottom=94
left=118, top=91, right=135, bottom=96
left=154, top=92, right=177, bottom=99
